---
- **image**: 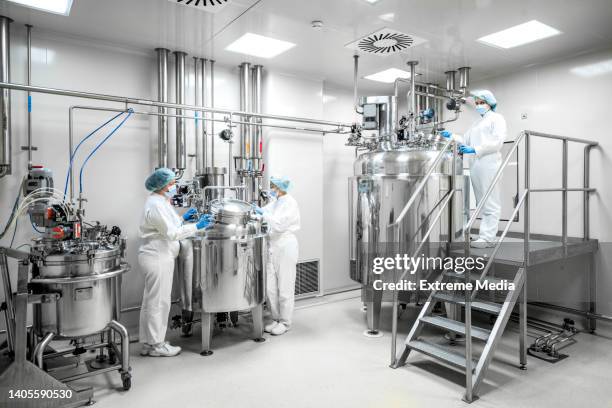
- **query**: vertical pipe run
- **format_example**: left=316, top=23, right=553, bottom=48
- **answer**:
left=193, top=57, right=203, bottom=174
left=239, top=62, right=251, bottom=173
left=210, top=60, right=215, bottom=167
left=155, top=48, right=170, bottom=169
left=353, top=55, right=360, bottom=120
left=562, top=139, right=568, bottom=254
left=406, top=61, right=418, bottom=137
left=201, top=58, right=208, bottom=170
left=252, top=65, right=263, bottom=162
left=458, top=67, right=471, bottom=93
left=445, top=70, right=456, bottom=92
left=174, top=51, right=187, bottom=170
left=0, top=16, right=12, bottom=177
left=26, top=24, right=32, bottom=169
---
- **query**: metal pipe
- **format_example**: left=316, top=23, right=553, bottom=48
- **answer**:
left=458, top=67, right=471, bottom=91
left=239, top=62, right=251, bottom=171
left=562, top=139, right=568, bottom=254
left=194, top=57, right=203, bottom=174
left=0, top=252, right=15, bottom=352
left=36, top=332, right=54, bottom=368
left=530, top=188, right=595, bottom=192
left=252, top=65, right=263, bottom=162
left=0, top=81, right=352, bottom=128
left=353, top=55, right=361, bottom=117
left=529, top=302, right=612, bottom=322
left=0, top=16, right=12, bottom=177
left=174, top=51, right=187, bottom=170
left=201, top=58, right=208, bottom=171
left=108, top=320, right=130, bottom=375
left=210, top=60, right=216, bottom=166
left=26, top=24, right=32, bottom=169
left=523, top=130, right=598, bottom=146
left=407, top=61, right=418, bottom=136
left=445, top=70, right=456, bottom=92
left=155, top=48, right=170, bottom=168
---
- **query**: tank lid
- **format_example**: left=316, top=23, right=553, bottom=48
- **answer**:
left=210, top=198, right=252, bottom=217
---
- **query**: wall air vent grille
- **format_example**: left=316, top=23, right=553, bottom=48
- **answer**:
left=168, top=0, right=230, bottom=13
left=345, top=28, right=427, bottom=55
left=295, top=259, right=320, bottom=298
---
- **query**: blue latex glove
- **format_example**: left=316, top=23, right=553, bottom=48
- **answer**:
left=182, top=208, right=197, bottom=221
left=459, top=145, right=476, bottom=154
left=196, top=214, right=213, bottom=230
left=251, top=204, right=264, bottom=215
left=439, top=130, right=452, bottom=139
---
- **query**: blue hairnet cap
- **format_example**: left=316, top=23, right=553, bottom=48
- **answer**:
left=145, top=168, right=175, bottom=192
left=270, top=176, right=291, bottom=192
left=470, top=89, right=497, bottom=111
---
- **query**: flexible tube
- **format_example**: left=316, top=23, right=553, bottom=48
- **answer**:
left=78, top=110, right=133, bottom=194
left=63, top=111, right=127, bottom=197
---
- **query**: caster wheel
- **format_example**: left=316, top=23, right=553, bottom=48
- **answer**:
left=253, top=337, right=266, bottom=343
left=121, top=374, right=132, bottom=391
left=519, top=365, right=527, bottom=371
left=200, top=350, right=213, bottom=356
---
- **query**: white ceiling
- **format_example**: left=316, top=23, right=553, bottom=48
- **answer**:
left=1, top=0, right=612, bottom=93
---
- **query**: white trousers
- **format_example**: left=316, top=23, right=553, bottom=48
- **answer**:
left=471, top=157, right=502, bottom=242
left=266, top=233, right=299, bottom=327
left=138, top=240, right=177, bottom=345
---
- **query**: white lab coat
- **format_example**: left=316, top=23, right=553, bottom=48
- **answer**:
left=453, top=110, right=507, bottom=242
left=262, top=194, right=300, bottom=327
left=138, top=193, right=197, bottom=345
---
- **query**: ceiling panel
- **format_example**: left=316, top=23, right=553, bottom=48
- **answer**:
left=0, top=0, right=610, bottom=93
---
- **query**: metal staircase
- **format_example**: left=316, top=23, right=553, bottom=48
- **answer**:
left=387, top=130, right=599, bottom=402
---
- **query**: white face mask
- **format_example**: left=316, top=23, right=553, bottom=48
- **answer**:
left=164, top=184, right=177, bottom=198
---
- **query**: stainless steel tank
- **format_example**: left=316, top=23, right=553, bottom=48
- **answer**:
left=190, top=198, right=268, bottom=355
left=30, top=239, right=129, bottom=338
left=349, top=142, right=465, bottom=335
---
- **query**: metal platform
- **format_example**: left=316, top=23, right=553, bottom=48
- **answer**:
left=451, top=232, right=598, bottom=267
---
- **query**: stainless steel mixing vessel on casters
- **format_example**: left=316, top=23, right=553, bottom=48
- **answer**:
left=190, top=198, right=268, bottom=355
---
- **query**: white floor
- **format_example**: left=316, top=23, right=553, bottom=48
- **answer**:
left=72, top=292, right=612, bottom=408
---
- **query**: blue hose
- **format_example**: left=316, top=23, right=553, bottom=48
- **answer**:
left=63, top=111, right=128, bottom=197
left=78, top=109, right=134, bottom=194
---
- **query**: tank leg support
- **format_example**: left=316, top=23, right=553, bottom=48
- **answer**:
left=251, top=304, right=265, bottom=342
left=364, top=288, right=383, bottom=337
left=200, top=312, right=214, bottom=356
left=108, top=320, right=131, bottom=379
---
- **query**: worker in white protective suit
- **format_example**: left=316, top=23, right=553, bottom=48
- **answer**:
left=138, top=168, right=211, bottom=357
left=253, top=176, right=301, bottom=336
left=440, top=90, right=507, bottom=248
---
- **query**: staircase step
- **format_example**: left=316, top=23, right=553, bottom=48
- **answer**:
left=420, top=316, right=491, bottom=341
left=407, top=340, right=476, bottom=371
left=444, top=271, right=505, bottom=286
left=433, top=292, right=502, bottom=315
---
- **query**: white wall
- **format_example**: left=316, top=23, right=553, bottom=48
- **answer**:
left=0, top=27, right=356, bottom=336
left=447, top=48, right=612, bottom=321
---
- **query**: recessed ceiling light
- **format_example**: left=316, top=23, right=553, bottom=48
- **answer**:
left=378, top=13, right=395, bottom=22
left=363, top=0, right=381, bottom=4
left=226, top=33, right=296, bottom=59
left=477, top=20, right=561, bottom=49
left=570, top=59, right=612, bottom=77
left=6, top=0, right=73, bottom=15
left=364, top=68, right=412, bottom=83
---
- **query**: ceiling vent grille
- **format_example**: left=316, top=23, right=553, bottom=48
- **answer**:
left=346, top=28, right=427, bottom=55
left=168, top=0, right=230, bottom=13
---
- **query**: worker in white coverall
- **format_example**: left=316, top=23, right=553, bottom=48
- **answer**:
left=253, top=176, right=301, bottom=336
left=138, top=168, right=211, bottom=357
left=441, top=90, right=507, bottom=248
